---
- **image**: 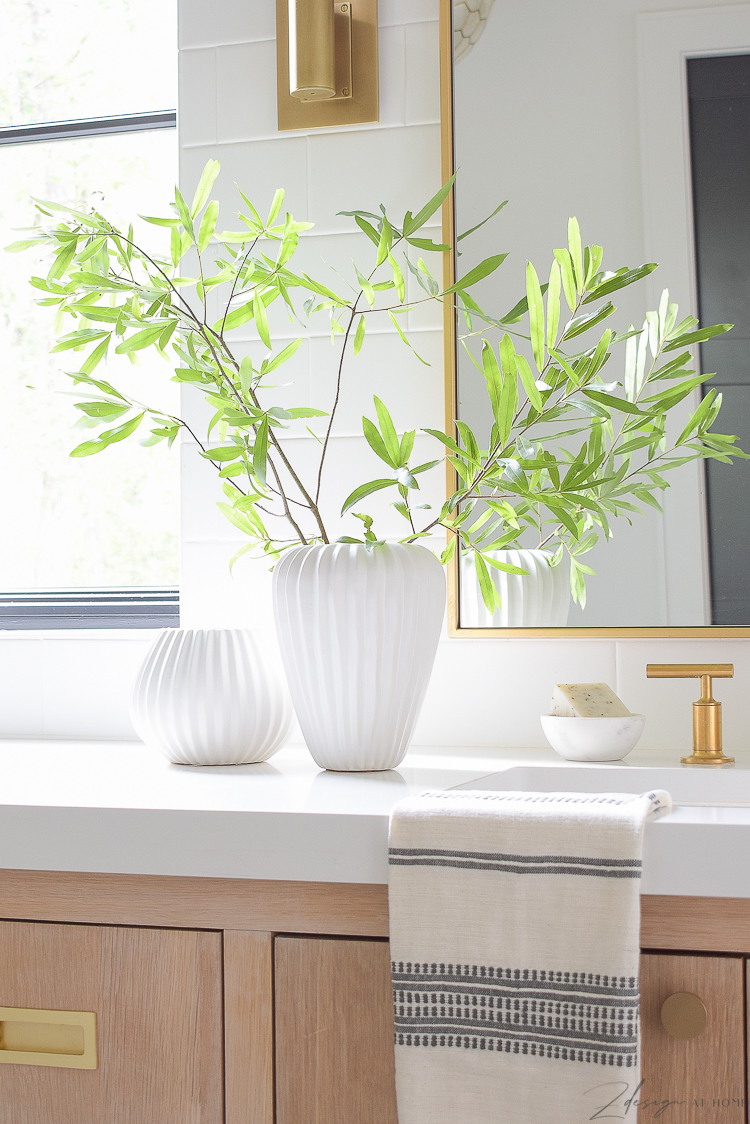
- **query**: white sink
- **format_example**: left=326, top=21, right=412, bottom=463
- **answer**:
left=459, top=764, right=750, bottom=806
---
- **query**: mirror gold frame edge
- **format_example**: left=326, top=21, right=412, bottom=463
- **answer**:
left=437, top=0, right=750, bottom=638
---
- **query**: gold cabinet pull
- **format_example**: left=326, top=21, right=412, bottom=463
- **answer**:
left=0, top=1007, right=97, bottom=1069
left=660, top=992, right=707, bottom=1039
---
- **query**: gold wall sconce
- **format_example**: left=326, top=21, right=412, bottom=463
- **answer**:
left=276, top=0, right=379, bottom=130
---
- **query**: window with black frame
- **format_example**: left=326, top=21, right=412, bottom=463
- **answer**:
left=0, top=0, right=179, bottom=629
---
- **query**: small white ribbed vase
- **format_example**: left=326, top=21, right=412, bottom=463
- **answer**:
left=131, top=628, right=293, bottom=765
left=273, top=543, right=445, bottom=772
left=460, top=548, right=570, bottom=628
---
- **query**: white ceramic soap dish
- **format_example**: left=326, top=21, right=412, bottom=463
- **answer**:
left=540, top=714, right=646, bottom=762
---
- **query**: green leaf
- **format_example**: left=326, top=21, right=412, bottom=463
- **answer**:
left=402, top=175, right=456, bottom=236
left=388, top=251, right=405, bottom=302
left=203, top=444, right=245, bottom=462
left=341, top=478, right=395, bottom=514
left=568, top=217, right=583, bottom=292
left=376, top=216, right=393, bottom=267
left=676, top=389, right=717, bottom=444
left=498, top=359, right=518, bottom=445
left=411, top=459, right=440, bottom=475
left=457, top=200, right=508, bottom=242
left=399, top=429, right=416, bottom=463
left=80, top=334, right=111, bottom=374
left=546, top=260, right=561, bottom=350
left=354, top=314, right=366, bottom=356
left=423, top=428, right=465, bottom=457
left=482, top=339, right=502, bottom=421
left=286, top=407, right=328, bottom=418
left=526, top=260, right=545, bottom=371
left=253, top=418, right=268, bottom=484
left=374, top=397, right=401, bottom=464
left=405, top=236, right=451, bottom=253
left=69, top=411, right=144, bottom=456
left=515, top=353, right=544, bottom=412
left=354, top=215, right=380, bottom=245
left=499, top=332, right=516, bottom=381
left=440, top=538, right=456, bottom=565
left=51, top=329, right=109, bottom=353
left=363, top=415, right=396, bottom=467
left=158, top=319, right=177, bottom=351
left=190, top=159, right=221, bottom=217
left=48, top=240, right=78, bottom=282
left=75, top=236, right=107, bottom=264
left=444, top=254, right=507, bottom=295
left=140, top=214, right=182, bottom=228
left=582, top=388, right=645, bottom=415
left=69, top=438, right=111, bottom=457
left=482, top=555, right=529, bottom=576
left=387, top=309, right=427, bottom=363
left=355, top=266, right=375, bottom=308
left=583, top=245, right=603, bottom=290
left=198, top=200, right=219, bottom=252
left=216, top=230, right=256, bottom=244
left=174, top=189, right=195, bottom=239
left=254, top=289, right=271, bottom=348
left=560, top=302, right=616, bottom=341
left=262, top=337, right=303, bottom=374
left=222, top=300, right=256, bottom=332
left=74, top=401, right=129, bottom=419
left=5, top=238, right=44, bottom=252
left=218, top=461, right=247, bottom=477
left=554, top=248, right=576, bottom=310
left=663, top=323, right=732, bottom=351
left=266, top=189, right=285, bottom=228
left=115, top=324, right=167, bottom=354
left=473, top=551, right=500, bottom=615
left=549, top=348, right=582, bottom=387
left=455, top=421, right=479, bottom=464
left=582, top=263, right=658, bottom=304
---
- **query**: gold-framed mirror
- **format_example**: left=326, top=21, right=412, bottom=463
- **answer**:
left=438, top=0, right=750, bottom=638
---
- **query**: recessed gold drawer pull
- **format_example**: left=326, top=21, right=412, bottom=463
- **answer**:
left=660, top=992, right=707, bottom=1039
left=0, top=1007, right=97, bottom=1069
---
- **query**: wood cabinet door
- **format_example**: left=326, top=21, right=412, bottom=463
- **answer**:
left=640, top=953, right=745, bottom=1122
left=0, top=920, right=223, bottom=1124
left=275, top=936, right=398, bottom=1124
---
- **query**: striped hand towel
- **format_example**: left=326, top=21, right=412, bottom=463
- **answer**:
left=388, top=788, right=671, bottom=1124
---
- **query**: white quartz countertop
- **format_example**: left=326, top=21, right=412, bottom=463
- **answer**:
left=1, top=739, right=750, bottom=895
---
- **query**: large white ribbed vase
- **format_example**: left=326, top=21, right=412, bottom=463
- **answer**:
left=131, top=628, right=293, bottom=765
left=460, top=548, right=570, bottom=627
left=273, top=543, right=446, bottom=772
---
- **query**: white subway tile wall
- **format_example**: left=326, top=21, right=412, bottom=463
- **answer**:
left=4, top=0, right=749, bottom=750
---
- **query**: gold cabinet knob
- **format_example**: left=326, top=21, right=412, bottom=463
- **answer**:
left=660, top=992, right=707, bottom=1039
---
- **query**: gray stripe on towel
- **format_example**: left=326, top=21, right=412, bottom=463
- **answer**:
left=389, top=857, right=642, bottom=878
left=389, top=848, right=641, bottom=868
left=394, top=1017, right=637, bottom=1052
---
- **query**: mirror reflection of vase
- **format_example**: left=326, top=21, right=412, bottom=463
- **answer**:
left=459, top=548, right=570, bottom=628
left=453, top=0, right=495, bottom=63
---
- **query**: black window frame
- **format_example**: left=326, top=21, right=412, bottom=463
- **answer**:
left=1, top=109, right=179, bottom=630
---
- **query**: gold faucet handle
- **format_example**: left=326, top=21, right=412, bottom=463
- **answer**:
left=646, top=663, right=734, bottom=682
left=646, top=663, right=734, bottom=766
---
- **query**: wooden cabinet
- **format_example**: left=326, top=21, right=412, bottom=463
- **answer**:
left=2, top=874, right=750, bottom=1123
left=641, top=954, right=746, bottom=1123
left=0, top=920, right=223, bottom=1124
left=275, top=937, right=398, bottom=1124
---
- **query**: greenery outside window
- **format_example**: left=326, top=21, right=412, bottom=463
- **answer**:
left=0, top=0, right=179, bottom=629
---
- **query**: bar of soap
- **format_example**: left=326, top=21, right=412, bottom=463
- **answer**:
left=550, top=682, right=632, bottom=718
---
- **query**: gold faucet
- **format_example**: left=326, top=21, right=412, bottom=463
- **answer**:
left=646, top=664, right=734, bottom=765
